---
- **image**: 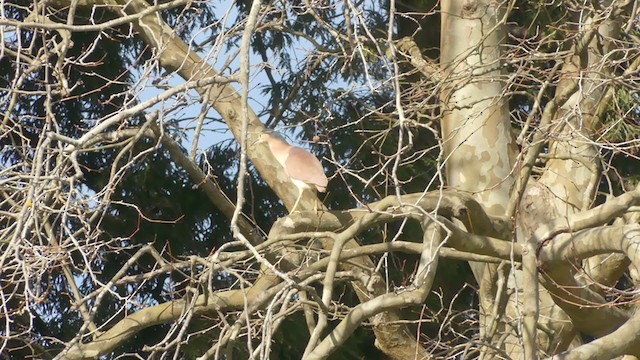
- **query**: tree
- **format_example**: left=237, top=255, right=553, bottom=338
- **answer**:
left=1, top=0, right=640, bottom=358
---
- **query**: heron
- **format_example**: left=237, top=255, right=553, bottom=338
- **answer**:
left=260, top=130, right=328, bottom=212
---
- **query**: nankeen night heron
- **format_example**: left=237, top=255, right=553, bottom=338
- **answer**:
left=260, top=130, right=328, bottom=212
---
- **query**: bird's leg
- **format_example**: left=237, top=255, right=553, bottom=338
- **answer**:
left=290, top=190, right=303, bottom=213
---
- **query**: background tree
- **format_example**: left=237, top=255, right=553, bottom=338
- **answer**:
left=1, top=0, right=639, bottom=359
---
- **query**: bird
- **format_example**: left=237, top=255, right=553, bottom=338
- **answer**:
left=260, top=130, right=328, bottom=212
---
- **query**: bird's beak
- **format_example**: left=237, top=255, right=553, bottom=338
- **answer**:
left=250, top=131, right=266, bottom=147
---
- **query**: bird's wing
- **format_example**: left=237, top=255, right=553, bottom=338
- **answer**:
left=285, top=147, right=328, bottom=192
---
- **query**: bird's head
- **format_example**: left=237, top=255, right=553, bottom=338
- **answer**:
left=260, top=129, right=288, bottom=144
